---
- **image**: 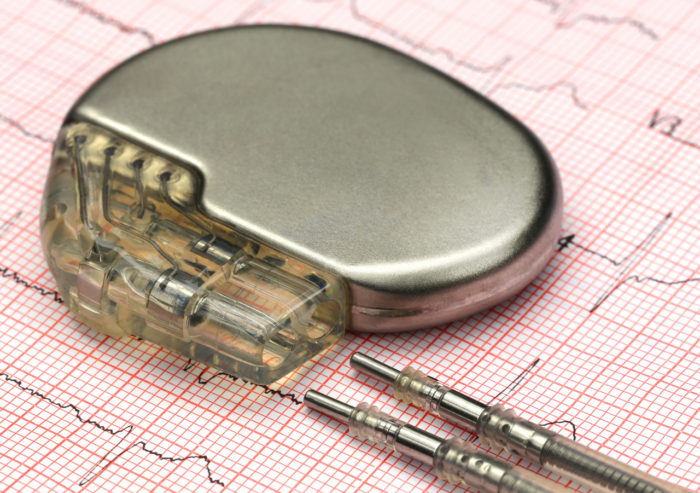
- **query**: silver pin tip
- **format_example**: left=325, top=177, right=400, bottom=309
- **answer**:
left=350, top=352, right=401, bottom=385
left=304, top=390, right=355, bottom=424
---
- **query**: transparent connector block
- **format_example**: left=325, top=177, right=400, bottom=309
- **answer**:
left=41, top=122, right=348, bottom=384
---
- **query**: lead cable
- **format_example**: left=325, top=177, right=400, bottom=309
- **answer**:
left=305, top=390, right=567, bottom=493
left=350, top=353, right=691, bottom=493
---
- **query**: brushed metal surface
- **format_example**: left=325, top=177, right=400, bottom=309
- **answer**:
left=68, top=25, right=562, bottom=332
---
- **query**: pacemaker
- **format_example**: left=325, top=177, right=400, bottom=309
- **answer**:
left=40, top=26, right=562, bottom=384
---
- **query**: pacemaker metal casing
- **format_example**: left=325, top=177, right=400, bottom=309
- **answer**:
left=67, top=25, right=562, bottom=332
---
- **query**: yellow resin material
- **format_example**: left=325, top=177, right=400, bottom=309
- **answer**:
left=41, top=122, right=348, bottom=384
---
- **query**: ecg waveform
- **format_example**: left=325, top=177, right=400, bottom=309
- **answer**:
left=487, top=358, right=541, bottom=405
left=464, top=358, right=579, bottom=443
left=558, top=213, right=700, bottom=312
left=0, top=371, right=224, bottom=487
left=54, top=0, right=157, bottom=46
left=348, top=0, right=512, bottom=73
left=0, top=265, right=64, bottom=304
left=0, top=211, right=22, bottom=241
left=529, top=0, right=660, bottom=39
left=349, top=0, right=663, bottom=111
left=488, top=80, right=589, bottom=109
left=555, top=14, right=660, bottom=40
left=0, top=0, right=672, bottom=142
left=0, top=115, right=54, bottom=144
left=182, top=360, right=304, bottom=405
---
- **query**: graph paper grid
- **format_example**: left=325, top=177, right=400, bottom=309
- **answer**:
left=0, top=0, right=698, bottom=491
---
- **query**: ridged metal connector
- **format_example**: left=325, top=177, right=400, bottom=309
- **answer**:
left=350, top=352, right=692, bottom=493
left=305, top=390, right=565, bottom=493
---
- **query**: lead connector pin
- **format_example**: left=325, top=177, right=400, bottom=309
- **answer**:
left=304, top=390, right=565, bottom=493
left=350, top=352, right=691, bottom=493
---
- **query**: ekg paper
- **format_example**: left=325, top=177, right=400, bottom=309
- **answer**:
left=0, top=0, right=698, bottom=491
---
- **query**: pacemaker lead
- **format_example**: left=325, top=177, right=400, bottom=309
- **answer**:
left=304, top=390, right=566, bottom=493
left=350, top=353, right=691, bottom=493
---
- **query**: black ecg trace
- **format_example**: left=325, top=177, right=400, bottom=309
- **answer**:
left=348, top=0, right=511, bottom=74
left=54, top=0, right=157, bottom=46
left=467, top=358, right=578, bottom=442
left=556, top=14, right=659, bottom=40
left=487, top=358, right=541, bottom=405
left=182, top=359, right=303, bottom=405
left=0, top=211, right=22, bottom=241
left=0, top=266, right=64, bottom=304
left=0, top=212, right=64, bottom=303
left=0, top=114, right=54, bottom=144
left=488, top=80, right=588, bottom=109
left=0, top=372, right=224, bottom=487
left=558, top=213, right=700, bottom=312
